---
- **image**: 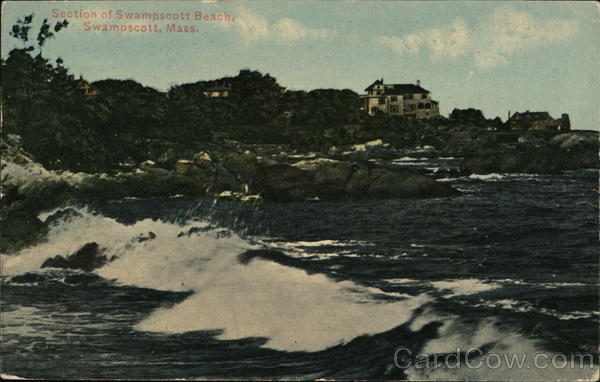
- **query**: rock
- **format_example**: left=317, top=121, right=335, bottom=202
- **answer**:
left=64, top=242, right=107, bottom=272
left=313, top=160, right=354, bottom=186
left=350, top=139, right=384, bottom=152
left=238, top=249, right=307, bottom=269
left=292, top=157, right=338, bottom=171
left=549, top=133, right=598, bottom=150
left=358, top=169, right=459, bottom=199
left=157, top=148, right=177, bottom=169
left=139, top=160, right=156, bottom=169
left=63, top=273, right=104, bottom=285
left=174, top=159, right=195, bottom=174
left=222, top=151, right=260, bottom=181
left=136, top=232, right=156, bottom=243
left=0, top=205, right=49, bottom=253
left=461, top=149, right=562, bottom=175
left=44, top=208, right=83, bottom=226
left=41, top=255, right=70, bottom=269
left=41, top=242, right=108, bottom=272
left=9, top=273, right=50, bottom=284
left=177, top=226, right=212, bottom=237
left=462, top=131, right=599, bottom=175
left=193, top=151, right=213, bottom=169
left=517, top=135, right=547, bottom=149
left=119, top=160, right=137, bottom=170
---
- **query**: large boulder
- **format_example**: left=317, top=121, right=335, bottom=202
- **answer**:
left=291, top=158, right=459, bottom=200
left=41, top=242, right=108, bottom=272
left=549, top=133, right=598, bottom=150
left=193, top=151, right=213, bottom=170
left=462, top=131, right=599, bottom=174
left=347, top=168, right=460, bottom=199
left=157, top=148, right=177, bottom=169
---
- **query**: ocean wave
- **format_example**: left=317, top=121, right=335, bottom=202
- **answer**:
left=474, top=299, right=599, bottom=321
left=405, top=316, right=598, bottom=381
left=468, top=173, right=542, bottom=181
left=5, top=206, right=432, bottom=352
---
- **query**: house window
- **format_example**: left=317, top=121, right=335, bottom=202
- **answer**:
left=390, top=96, right=398, bottom=102
left=371, top=107, right=378, bottom=113
left=403, top=94, right=413, bottom=100
left=425, top=103, right=431, bottom=109
left=409, top=104, right=416, bottom=110
left=421, top=94, right=427, bottom=99
left=377, top=90, right=383, bottom=95
left=390, top=105, right=399, bottom=113
left=378, top=97, right=386, bottom=105
left=418, top=103, right=424, bottom=109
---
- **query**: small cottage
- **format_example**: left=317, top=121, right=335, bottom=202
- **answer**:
left=76, top=79, right=100, bottom=97
left=508, top=111, right=570, bottom=131
left=203, top=85, right=231, bottom=98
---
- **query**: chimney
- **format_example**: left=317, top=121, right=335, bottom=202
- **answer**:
left=381, top=77, right=384, bottom=84
left=416, top=79, right=421, bottom=87
left=508, top=110, right=510, bottom=120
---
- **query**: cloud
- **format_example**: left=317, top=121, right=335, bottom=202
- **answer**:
left=374, top=19, right=470, bottom=60
left=228, top=7, right=335, bottom=44
left=375, top=7, right=578, bottom=70
left=473, top=7, right=578, bottom=69
left=273, top=17, right=336, bottom=43
left=425, top=20, right=470, bottom=59
left=234, top=6, right=270, bottom=42
left=484, top=8, right=577, bottom=53
left=473, top=50, right=509, bottom=70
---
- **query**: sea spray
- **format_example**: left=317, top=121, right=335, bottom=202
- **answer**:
left=4, top=205, right=432, bottom=352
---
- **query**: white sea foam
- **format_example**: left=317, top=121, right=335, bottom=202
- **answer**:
left=468, top=173, right=506, bottom=181
left=468, top=173, right=542, bottom=182
left=393, top=157, right=430, bottom=162
left=406, top=318, right=598, bottom=381
left=430, top=278, right=500, bottom=297
left=474, top=299, right=598, bottom=321
left=4, top=207, right=431, bottom=352
left=0, top=373, right=26, bottom=380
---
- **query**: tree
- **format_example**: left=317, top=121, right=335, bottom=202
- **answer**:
left=2, top=14, right=113, bottom=172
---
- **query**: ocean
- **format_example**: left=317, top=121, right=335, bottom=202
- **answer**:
left=2, top=162, right=598, bottom=380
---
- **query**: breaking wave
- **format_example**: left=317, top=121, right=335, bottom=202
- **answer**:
left=3, top=204, right=597, bottom=379
left=2, top=206, right=430, bottom=352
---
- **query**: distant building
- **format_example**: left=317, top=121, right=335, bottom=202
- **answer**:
left=203, top=85, right=231, bottom=98
left=76, top=79, right=100, bottom=97
left=360, top=79, right=440, bottom=118
left=508, top=111, right=570, bottom=131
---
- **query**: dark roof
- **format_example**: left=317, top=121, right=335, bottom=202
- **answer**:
left=365, top=80, right=430, bottom=94
left=511, top=111, right=552, bottom=121
left=75, top=79, right=100, bottom=93
left=204, top=85, right=231, bottom=92
left=385, top=84, right=429, bottom=95
left=364, top=79, right=384, bottom=91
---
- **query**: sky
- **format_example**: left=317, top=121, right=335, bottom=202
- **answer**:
left=2, top=0, right=599, bottom=130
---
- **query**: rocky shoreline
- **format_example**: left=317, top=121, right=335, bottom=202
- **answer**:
left=1, top=129, right=597, bottom=254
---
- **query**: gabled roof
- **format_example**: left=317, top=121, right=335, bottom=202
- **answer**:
left=510, top=111, right=552, bottom=121
left=364, top=79, right=384, bottom=92
left=385, top=84, right=429, bottom=95
left=75, top=79, right=100, bottom=95
left=365, top=80, right=430, bottom=94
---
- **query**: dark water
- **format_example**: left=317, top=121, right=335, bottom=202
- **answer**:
left=2, top=167, right=598, bottom=380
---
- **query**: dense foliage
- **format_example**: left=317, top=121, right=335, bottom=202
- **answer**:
left=2, top=15, right=502, bottom=173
